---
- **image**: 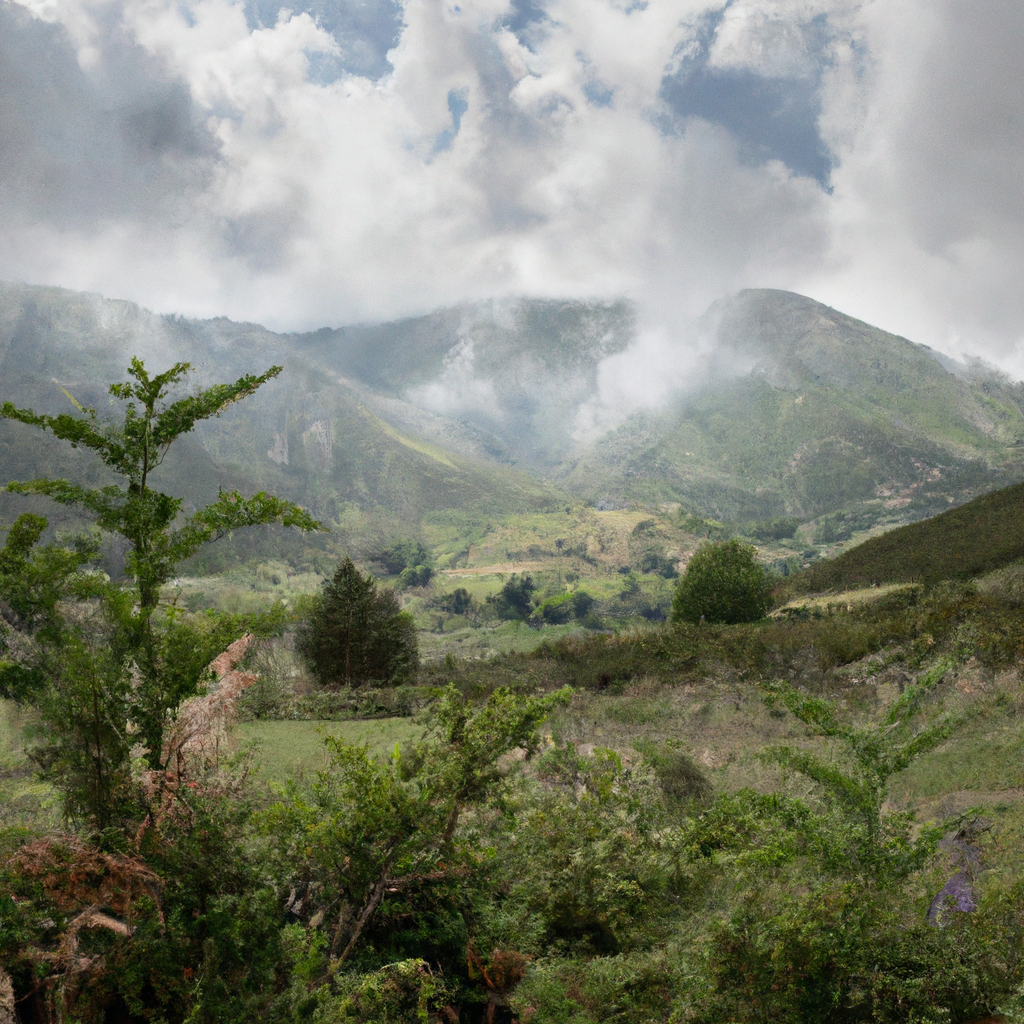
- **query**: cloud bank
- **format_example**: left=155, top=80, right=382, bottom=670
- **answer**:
left=0, top=0, right=1022, bottom=380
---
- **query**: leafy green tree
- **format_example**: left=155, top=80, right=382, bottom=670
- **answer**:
left=503, top=743, right=685, bottom=955
left=441, top=587, right=473, bottom=616
left=373, top=540, right=434, bottom=588
left=297, top=557, right=418, bottom=688
left=2, top=359, right=318, bottom=613
left=487, top=573, right=536, bottom=620
left=760, top=663, right=956, bottom=870
left=676, top=665, right=994, bottom=1024
left=671, top=539, right=770, bottom=624
left=0, top=358, right=320, bottom=821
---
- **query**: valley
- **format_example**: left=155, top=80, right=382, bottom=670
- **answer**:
left=3, top=282, right=1024, bottom=1023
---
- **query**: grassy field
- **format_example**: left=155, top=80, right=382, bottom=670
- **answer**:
left=0, top=700, right=54, bottom=832
left=234, top=718, right=425, bottom=785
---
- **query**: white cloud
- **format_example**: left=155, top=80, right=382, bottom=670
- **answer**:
left=706, top=0, right=835, bottom=79
left=800, top=0, right=1024, bottom=371
left=0, top=0, right=1022, bottom=396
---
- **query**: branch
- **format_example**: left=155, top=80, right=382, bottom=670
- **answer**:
left=1, top=403, right=136, bottom=476
left=765, top=745, right=873, bottom=814
left=169, top=490, right=322, bottom=563
left=152, top=366, right=283, bottom=447
left=761, top=680, right=847, bottom=737
left=6, top=479, right=127, bottom=521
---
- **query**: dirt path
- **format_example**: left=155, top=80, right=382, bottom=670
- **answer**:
left=441, top=562, right=547, bottom=577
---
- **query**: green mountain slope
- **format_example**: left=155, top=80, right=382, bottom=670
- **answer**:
left=0, top=283, right=568, bottom=556
left=3, top=281, right=1024, bottom=567
left=781, top=477, right=1024, bottom=593
left=557, top=290, right=1024, bottom=523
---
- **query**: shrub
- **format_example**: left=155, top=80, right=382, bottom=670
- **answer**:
left=533, top=593, right=575, bottom=625
left=372, top=541, right=434, bottom=588
left=487, top=574, right=537, bottom=620
left=672, top=540, right=770, bottom=625
left=297, top=558, right=418, bottom=688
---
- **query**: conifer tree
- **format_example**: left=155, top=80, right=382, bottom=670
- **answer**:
left=297, top=558, right=418, bottom=688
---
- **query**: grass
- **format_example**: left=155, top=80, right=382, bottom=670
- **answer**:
left=0, top=700, right=56, bottom=831
left=771, top=583, right=918, bottom=616
left=889, top=680, right=1024, bottom=811
left=783, top=478, right=1024, bottom=594
left=234, top=718, right=424, bottom=785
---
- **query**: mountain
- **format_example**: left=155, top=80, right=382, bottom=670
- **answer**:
left=0, top=284, right=572, bottom=558
left=781, top=476, right=1024, bottom=593
left=2, top=281, right=1023, bottom=565
left=556, top=290, right=1024, bottom=523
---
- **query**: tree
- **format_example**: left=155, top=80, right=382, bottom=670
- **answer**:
left=0, top=358, right=320, bottom=822
left=373, top=540, right=434, bottom=588
left=679, top=666, right=975, bottom=1023
left=487, top=574, right=536, bottom=620
left=671, top=539, right=770, bottom=624
left=297, top=557, right=418, bottom=688
left=760, top=663, right=956, bottom=869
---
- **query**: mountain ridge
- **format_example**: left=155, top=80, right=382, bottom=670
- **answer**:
left=2, top=280, right=1022, bottom=566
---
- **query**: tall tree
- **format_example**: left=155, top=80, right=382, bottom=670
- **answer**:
left=297, top=557, right=418, bottom=688
left=0, top=359, right=320, bottom=819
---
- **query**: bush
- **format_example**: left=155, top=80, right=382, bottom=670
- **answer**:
left=672, top=540, right=770, bottom=625
left=487, top=574, right=537, bottom=620
left=297, top=558, right=418, bottom=688
left=372, top=541, right=434, bottom=588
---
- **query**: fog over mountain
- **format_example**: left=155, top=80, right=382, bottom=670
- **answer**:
left=1, top=0, right=1023, bottom=380
left=3, top=282, right=1023, bottom=552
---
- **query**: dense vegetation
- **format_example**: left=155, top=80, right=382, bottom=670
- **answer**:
left=784, top=478, right=1024, bottom=594
left=4, top=359, right=1024, bottom=1022
left=297, top=557, right=419, bottom=687
left=670, top=540, right=770, bottom=624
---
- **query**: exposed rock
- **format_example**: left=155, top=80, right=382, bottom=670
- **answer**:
left=928, top=819, right=989, bottom=927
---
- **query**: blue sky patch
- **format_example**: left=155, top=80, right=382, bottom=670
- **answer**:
left=433, top=88, right=470, bottom=154
left=661, top=8, right=834, bottom=185
left=244, top=0, right=402, bottom=81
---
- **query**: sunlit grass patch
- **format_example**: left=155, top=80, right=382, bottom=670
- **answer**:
left=234, top=718, right=424, bottom=785
left=0, top=699, right=56, bottom=831
left=0, top=698, right=28, bottom=768
left=771, top=583, right=918, bottom=617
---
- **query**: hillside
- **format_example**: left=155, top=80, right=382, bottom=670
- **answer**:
left=3, top=281, right=1024, bottom=576
left=557, top=290, right=1024, bottom=522
left=0, top=283, right=570, bottom=560
left=782, top=476, right=1024, bottom=593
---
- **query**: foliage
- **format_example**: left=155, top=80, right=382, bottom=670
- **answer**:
left=746, top=515, right=802, bottom=541
left=635, top=740, right=713, bottom=807
left=682, top=874, right=1024, bottom=1024
left=0, top=774, right=286, bottom=1024
left=672, top=539, right=771, bottom=625
left=501, top=743, right=689, bottom=956
left=487, top=573, right=537, bottom=620
left=2, top=358, right=318, bottom=612
left=760, top=666, right=955, bottom=869
left=0, top=359, right=319, bottom=825
left=371, top=540, right=435, bottom=589
left=259, top=685, right=571, bottom=975
left=440, top=587, right=473, bottom=616
left=787, top=477, right=1024, bottom=595
left=297, top=558, right=418, bottom=688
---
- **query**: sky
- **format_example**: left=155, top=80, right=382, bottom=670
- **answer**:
left=1, top=0, right=1023, bottom=376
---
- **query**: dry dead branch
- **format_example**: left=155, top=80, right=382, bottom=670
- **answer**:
left=0, top=967, right=14, bottom=1024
